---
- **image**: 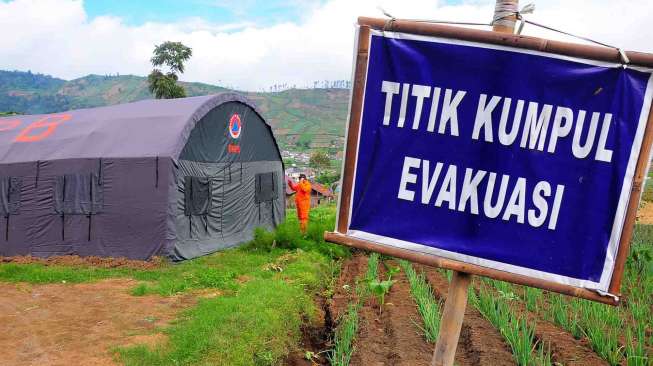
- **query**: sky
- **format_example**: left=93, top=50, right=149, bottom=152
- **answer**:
left=1, top=0, right=652, bottom=91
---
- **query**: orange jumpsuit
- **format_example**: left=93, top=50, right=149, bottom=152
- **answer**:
left=289, top=179, right=311, bottom=232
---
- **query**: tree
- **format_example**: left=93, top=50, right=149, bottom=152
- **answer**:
left=316, top=171, right=340, bottom=185
left=309, top=151, right=331, bottom=178
left=148, top=41, right=192, bottom=99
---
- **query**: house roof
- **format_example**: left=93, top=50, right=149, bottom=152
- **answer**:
left=311, top=181, right=334, bottom=197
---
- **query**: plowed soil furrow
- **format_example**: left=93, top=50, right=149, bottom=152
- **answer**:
left=380, top=261, right=436, bottom=366
left=328, top=256, right=610, bottom=366
left=426, top=268, right=607, bottom=366
left=329, top=254, right=369, bottom=318
left=349, top=264, right=396, bottom=366
left=288, top=254, right=371, bottom=366
left=348, top=261, right=438, bottom=366
left=419, top=267, right=516, bottom=366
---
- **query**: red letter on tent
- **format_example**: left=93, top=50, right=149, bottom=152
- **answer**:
left=0, top=119, right=21, bottom=132
left=14, top=114, right=71, bottom=142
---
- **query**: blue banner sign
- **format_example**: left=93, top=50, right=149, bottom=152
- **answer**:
left=347, top=30, right=653, bottom=292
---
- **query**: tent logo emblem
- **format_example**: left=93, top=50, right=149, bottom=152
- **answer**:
left=229, top=114, right=242, bottom=139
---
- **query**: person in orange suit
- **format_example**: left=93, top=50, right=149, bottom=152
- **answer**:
left=287, top=174, right=312, bottom=233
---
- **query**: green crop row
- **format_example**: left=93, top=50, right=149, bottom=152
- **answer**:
left=471, top=282, right=552, bottom=366
left=537, top=225, right=653, bottom=365
left=400, top=260, right=443, bottom=342
left=330, top=303, right=360, bottom=366
left=329, top=253, right=380, bottom=366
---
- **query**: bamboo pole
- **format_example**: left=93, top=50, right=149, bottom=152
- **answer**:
left=492, top=0, right=519, bottom=33
left=337, top=26, right=370, bottom=233
left=357, top=17, right=653, bottom=68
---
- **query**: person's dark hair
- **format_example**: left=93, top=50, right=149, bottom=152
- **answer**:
left=299, top=174, right=307, bottom=180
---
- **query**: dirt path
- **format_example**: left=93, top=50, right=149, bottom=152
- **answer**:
left=0, top=279, right=194, bottom=366
left=637, top=201, right=653, bottom=224
left=420, top=268, right=516, bottom=366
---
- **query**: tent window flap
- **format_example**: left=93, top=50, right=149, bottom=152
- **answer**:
left=54, top=174, right=103, bottom=215
left=0, top=177, right=21, bottom=215
left=255, top=172, right=276, bottom=203
left=184, top=176, right=211, bottom=216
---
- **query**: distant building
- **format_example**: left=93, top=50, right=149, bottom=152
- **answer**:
left=285, top=167, right=316, bottom=180
left=310, top=181, right=335, bottom=206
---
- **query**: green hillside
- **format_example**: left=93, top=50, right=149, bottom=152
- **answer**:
left=0, top=70, right=349, bottom=150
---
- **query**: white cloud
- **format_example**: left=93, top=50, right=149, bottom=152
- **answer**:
left=0, top=0, right=651, bottom=91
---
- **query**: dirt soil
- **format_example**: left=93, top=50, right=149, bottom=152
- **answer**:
left=349, top=261, right=437, bottom=366
left=637, top=201, right=653, bottom=225
left=420, top=267, right=515, bottom=366
left=0, top=255, right=164, bottom=269
left=286, top=255, right=371, bottom=366
left=327, top=254, right=511, bottom=366
left=0, top=279, right=194, bottom=366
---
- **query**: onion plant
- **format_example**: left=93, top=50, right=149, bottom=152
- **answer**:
left=400, top=260, right=443, bottom=342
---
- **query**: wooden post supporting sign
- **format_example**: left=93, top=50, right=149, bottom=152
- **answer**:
left=431, top=3, right=517, bottom=365
left=431, top=271, right=472, bottom=366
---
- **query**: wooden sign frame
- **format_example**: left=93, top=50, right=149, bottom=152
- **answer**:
left=325, top=16, right=653, bottom=306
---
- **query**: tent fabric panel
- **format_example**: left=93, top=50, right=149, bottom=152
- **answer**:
left=178, top=101, right=282, bottom=163
left=0, top=158, right=171, bottom=260
left=168, top=160, right=284, bottom=261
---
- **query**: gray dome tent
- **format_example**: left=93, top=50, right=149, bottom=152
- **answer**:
left=0, top=93, right=285, bottom=260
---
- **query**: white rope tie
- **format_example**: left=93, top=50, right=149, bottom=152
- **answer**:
left=492, top=0, right=519, bottom=28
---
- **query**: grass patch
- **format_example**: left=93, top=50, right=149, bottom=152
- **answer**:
left=3, top=205, right=347, bottom=366
left=0, top=262, right=133, bottom=283
left=130, top=283, right=149, bottom=296
left=247, top=205, right=349, bottom=260
left=114, top=209, right=340, bottom=366
left=118, top=275, right=323, bottom=366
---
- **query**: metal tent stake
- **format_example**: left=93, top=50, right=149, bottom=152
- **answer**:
left=430, top=2, right=518, bottom=365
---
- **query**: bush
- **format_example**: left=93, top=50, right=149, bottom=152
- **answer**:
left=246, top=206, right=349, bottom=259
